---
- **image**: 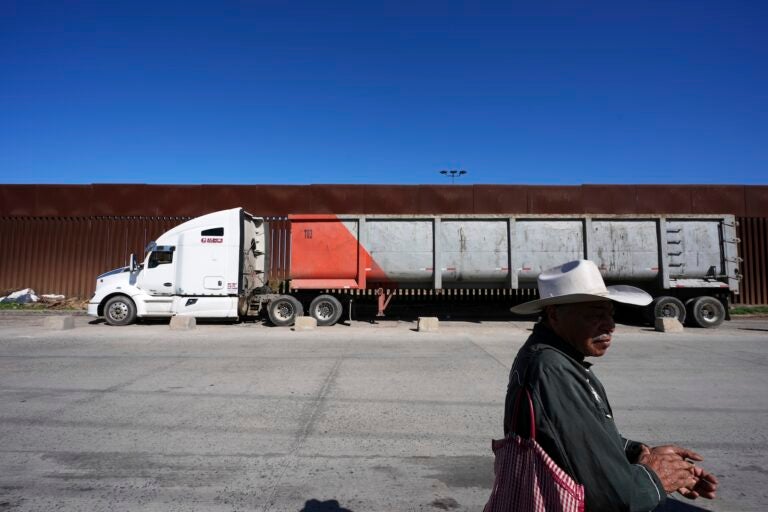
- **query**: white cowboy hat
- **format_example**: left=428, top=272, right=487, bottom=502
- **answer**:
left=510, top=260, right=653, bottom=315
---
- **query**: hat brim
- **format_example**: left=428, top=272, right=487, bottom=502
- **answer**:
left=510, top=285, right=653, bottom=315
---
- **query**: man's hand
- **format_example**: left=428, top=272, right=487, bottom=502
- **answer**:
left=646, top=444, right=704, bottom=463
left=638, top=450, right=696, bottom=493
left=638, top=444, right=718, bottom=499
left=677, top=465, right=719, bottom=500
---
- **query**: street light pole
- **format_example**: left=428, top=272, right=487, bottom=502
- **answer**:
left=439, top=169, right=467, bottom=184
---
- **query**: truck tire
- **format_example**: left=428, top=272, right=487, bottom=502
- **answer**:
left=104, top=295, right=137, bottom=326
left=688, top=296, right=725, bottom=328
left=267, top=296, right=303, bottom=326
left=650, top=296, right=686, bottom=324
left=309, top=295, right=343, bottom=326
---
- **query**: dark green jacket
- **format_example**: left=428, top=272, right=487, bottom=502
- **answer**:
left=504, top=323, right=666, bottom=512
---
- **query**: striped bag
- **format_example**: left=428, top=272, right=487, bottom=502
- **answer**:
left=483, top=389, right=585, bottom=512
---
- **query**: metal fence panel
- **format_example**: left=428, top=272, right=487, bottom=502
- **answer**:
left=738, top=217, right=767, bottom=305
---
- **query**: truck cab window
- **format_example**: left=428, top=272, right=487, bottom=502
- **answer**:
left=148, top=250, right=173, bottom=269
left=202, top=227, right=224, bottom=236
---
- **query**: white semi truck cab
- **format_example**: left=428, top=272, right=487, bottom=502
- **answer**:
left=88, top=208, right=266, bottom=325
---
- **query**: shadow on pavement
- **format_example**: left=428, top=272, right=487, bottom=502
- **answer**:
left=300, top=499, right=353, bottom=512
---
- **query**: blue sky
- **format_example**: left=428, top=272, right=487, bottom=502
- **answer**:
left=1, top=1, right=766, bottom=185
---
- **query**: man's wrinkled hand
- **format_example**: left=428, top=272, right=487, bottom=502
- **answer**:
left=638, top=448, right=696, bottom=493
left=649, top=444, right=704, bottom=462
left=677, top=465, right=719, bottom=500
left=638, top=444, right=718, bottom=499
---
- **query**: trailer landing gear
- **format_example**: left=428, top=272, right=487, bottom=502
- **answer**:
left=376, top=288, right=394, bottom=317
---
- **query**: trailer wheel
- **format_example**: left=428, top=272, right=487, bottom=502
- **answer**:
left=688, top=296, right=725, bottom=328
left=309, top=295, right=343, bottom=326
left=104, top=295, right=137, bottom=326
left=650, top=296, right=686, bottom=324
left=267, top=296, right=303, bottom=326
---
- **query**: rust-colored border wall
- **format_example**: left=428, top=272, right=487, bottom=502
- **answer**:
left=1, top=184, right=766, bottom=302
left=738, top=217, right=768, bottom=305
left=0, top=217, right=189, bottom=299
left=0, top=216, right=295, bottom=299
left=1, top=184, right=767, bottom=217
left=3, top=214, right=766, bottom=304
left=265, top=218, right=291, bottom=284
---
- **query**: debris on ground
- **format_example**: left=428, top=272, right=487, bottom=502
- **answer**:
left=39, top=296, right=89, bottom=310
left=0, top=288, right=39, bottom=304
left=41, top=294, right=66, bottom=301
left=0, top=289, right=87, bottom=310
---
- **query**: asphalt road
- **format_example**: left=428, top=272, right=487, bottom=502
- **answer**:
left=0, top=312, right=767, bottom=511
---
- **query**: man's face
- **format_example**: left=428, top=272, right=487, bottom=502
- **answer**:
left=546, top=301, right=616, bottom=357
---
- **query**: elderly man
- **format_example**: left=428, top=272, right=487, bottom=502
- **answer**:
left=506, top=260, right=718, bottom=511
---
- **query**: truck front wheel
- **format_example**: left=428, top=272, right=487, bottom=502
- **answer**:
left=104, top=295, right=137, bottom=326
left=267, top=296, right=303, bottom=326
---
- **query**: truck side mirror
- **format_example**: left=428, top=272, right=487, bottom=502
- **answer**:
left=129, top=253, right=137, bottom=272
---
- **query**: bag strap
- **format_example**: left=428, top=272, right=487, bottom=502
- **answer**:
left=511, top=387, right=536, bottom=440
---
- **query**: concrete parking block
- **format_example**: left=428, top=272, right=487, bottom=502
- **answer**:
left=43, top=316, right=75, bottom=330
left=294, top=316, right=317, bottom=331
left=169, top=315, right=196, bottom=330
left=655, top=317, right=684, bottom=332
left=418, top=317, right=439, bottom=332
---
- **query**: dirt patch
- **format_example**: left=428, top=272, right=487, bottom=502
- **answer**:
left=0, top=297, right=87, bottom=311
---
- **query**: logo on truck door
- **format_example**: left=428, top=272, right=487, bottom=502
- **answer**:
left=201, top=237, right=224, bottom=244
